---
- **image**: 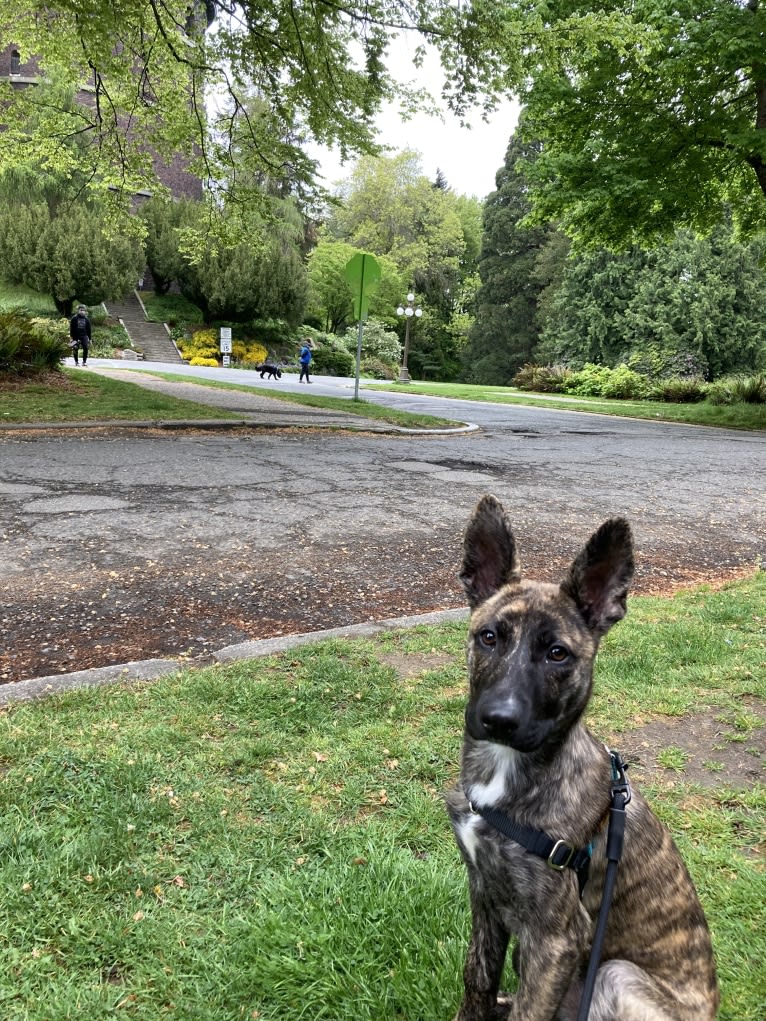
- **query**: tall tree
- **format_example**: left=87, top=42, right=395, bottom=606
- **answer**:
left=463, top=131, right=563, bottom=384
left=327, top=151, right=482, bottom=378
left=539, top=226, right=766, bottom=378
left=176, top=237, right=308, bottom=325
left=536, top=248, right=649, bottom=369
left=0, top=150, right=146, bottom=314
left=623, top=229, right=766, bottom=378
left=140, top=197, right=193, bottom=295
left=0, top=2, right=461, bottom=228
left=329, top=151, right=436, bottom=276
left=508, top=1, right=766, bottom=244
left=4, top=3, right=766, bottom=244
left=307, top=237, right=403, bottom=334
left=176, top=200, right=309, bottom=325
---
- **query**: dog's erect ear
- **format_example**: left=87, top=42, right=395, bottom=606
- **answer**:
left=560, top=518, right=634, bottom=636
left=460, top=495, right=521, bottom=609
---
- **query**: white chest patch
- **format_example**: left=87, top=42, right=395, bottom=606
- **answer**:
left=456, top=813, right=482, bottom=866
left=457, top=744, right=521, bottom=867
left=466, top=744, right=521, bottom=809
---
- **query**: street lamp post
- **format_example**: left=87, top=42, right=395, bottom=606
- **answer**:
left=396, top=292, right=422, bottom=383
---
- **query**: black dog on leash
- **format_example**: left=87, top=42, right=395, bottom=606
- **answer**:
left=446, top=495, right=718, bottom=1021
left=256, top=362, right=282, bottom=379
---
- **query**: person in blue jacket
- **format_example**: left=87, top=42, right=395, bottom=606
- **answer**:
left=299, top=339, right=313, bottom=383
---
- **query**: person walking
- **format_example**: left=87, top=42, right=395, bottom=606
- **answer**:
left=69, top=304, right=92, bottom=366
left=298, top=339, right=313, bottom=383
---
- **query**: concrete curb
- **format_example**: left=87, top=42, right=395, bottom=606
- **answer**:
left=0, top=418, right=479, bottom=436
left=0, top=659, right=180, bottom=708
left=0, top=608, right=469, bottom=708
left=214, top=608, right=469, bottom=662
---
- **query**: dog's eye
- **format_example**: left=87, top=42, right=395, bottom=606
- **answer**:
left=478, top=629, right=497, bottom=649
left=547, top=644, right=570, bottom=663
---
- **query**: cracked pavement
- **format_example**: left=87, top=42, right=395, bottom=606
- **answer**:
left=1, top=364, right=764, bottom=686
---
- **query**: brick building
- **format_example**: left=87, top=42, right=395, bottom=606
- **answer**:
left=0, top=43, right=203, bottom=201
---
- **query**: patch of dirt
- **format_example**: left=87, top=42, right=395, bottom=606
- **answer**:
left=376, top=650, right=457, bottom=679
left=3, top=530, right=757, bottom=692
left=611, top=700, right=766, bottom=789
left=0, top=371, right=85, bottom=394
left=0, top=535, right=464, bottom=686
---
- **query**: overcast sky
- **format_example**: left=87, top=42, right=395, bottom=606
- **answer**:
left=311, top=44, right=520, bottom=200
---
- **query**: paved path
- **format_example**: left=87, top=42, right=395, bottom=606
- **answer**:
left=83, top=365, right=472, bottom=433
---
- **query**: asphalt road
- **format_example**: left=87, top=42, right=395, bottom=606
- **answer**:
left=1, top=361, right=764, bottom=685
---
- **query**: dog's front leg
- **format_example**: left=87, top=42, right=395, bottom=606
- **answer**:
left=507, top=926, right=584, bottom=1021
left=455, top=893, right=511, bottom=1021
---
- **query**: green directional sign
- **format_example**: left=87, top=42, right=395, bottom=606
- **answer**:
left=344, top=252, right=381, bottom=322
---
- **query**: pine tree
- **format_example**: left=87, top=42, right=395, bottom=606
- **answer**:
left=539, top=224, right=766, bottom=379
left=140, top=198, right=192, bottom=296
left=463, top=131, right=563, bottom=384
left=0, top=201, right=144, bottom=317
left=537, top=248, right=648, bottom=369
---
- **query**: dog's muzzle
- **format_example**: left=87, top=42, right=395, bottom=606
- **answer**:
left=465, top=697, right=554, bottom=753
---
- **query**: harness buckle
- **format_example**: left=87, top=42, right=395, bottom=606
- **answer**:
left=547, top=839, right=575, bottom=871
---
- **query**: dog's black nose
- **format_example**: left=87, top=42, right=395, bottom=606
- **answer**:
left=480, top=706, right=522, bottom=740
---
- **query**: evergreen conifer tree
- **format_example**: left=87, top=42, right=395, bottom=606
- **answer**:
left=463, top=131, right=562, bottom=384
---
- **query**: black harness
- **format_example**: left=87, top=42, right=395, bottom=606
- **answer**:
left=469, top=749, right=632, bottom=1021
left=470, top=801, right=595, bottom=896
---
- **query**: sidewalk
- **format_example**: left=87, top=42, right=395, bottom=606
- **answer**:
left=89, top=367, right=410, bottom=432
left=2, top=364, right=476, bottom=435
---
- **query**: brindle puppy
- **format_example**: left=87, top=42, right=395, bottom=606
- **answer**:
left=446, top=495, right=719, bottom=1021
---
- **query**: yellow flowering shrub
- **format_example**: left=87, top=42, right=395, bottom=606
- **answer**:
left=184, top=329, right=219, bottom=359
left=176, top=329, right=268, bottom=366
left=232, top=340, right=268, bottom=363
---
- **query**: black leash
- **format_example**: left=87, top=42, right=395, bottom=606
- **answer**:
left=470, top=748, right=632, bottom=1021
left=575, top=749, right=631, bottom=1021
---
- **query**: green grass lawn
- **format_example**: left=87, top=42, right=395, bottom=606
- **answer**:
left=371, top=382, right=766, bottom=431
left=1, top=575, right=764, bottom=1020
left=2, top=369, right=764, bottom=432
left=0, top=370, right=460, bottom=430
left=142, top=371, right=462, bottom=430
left=0, top=371, right=241, bottom=424
left=0, top=282, right=59, bottom=316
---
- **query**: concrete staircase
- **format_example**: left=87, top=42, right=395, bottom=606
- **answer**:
left=104, top=291, right=184, bottom=363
